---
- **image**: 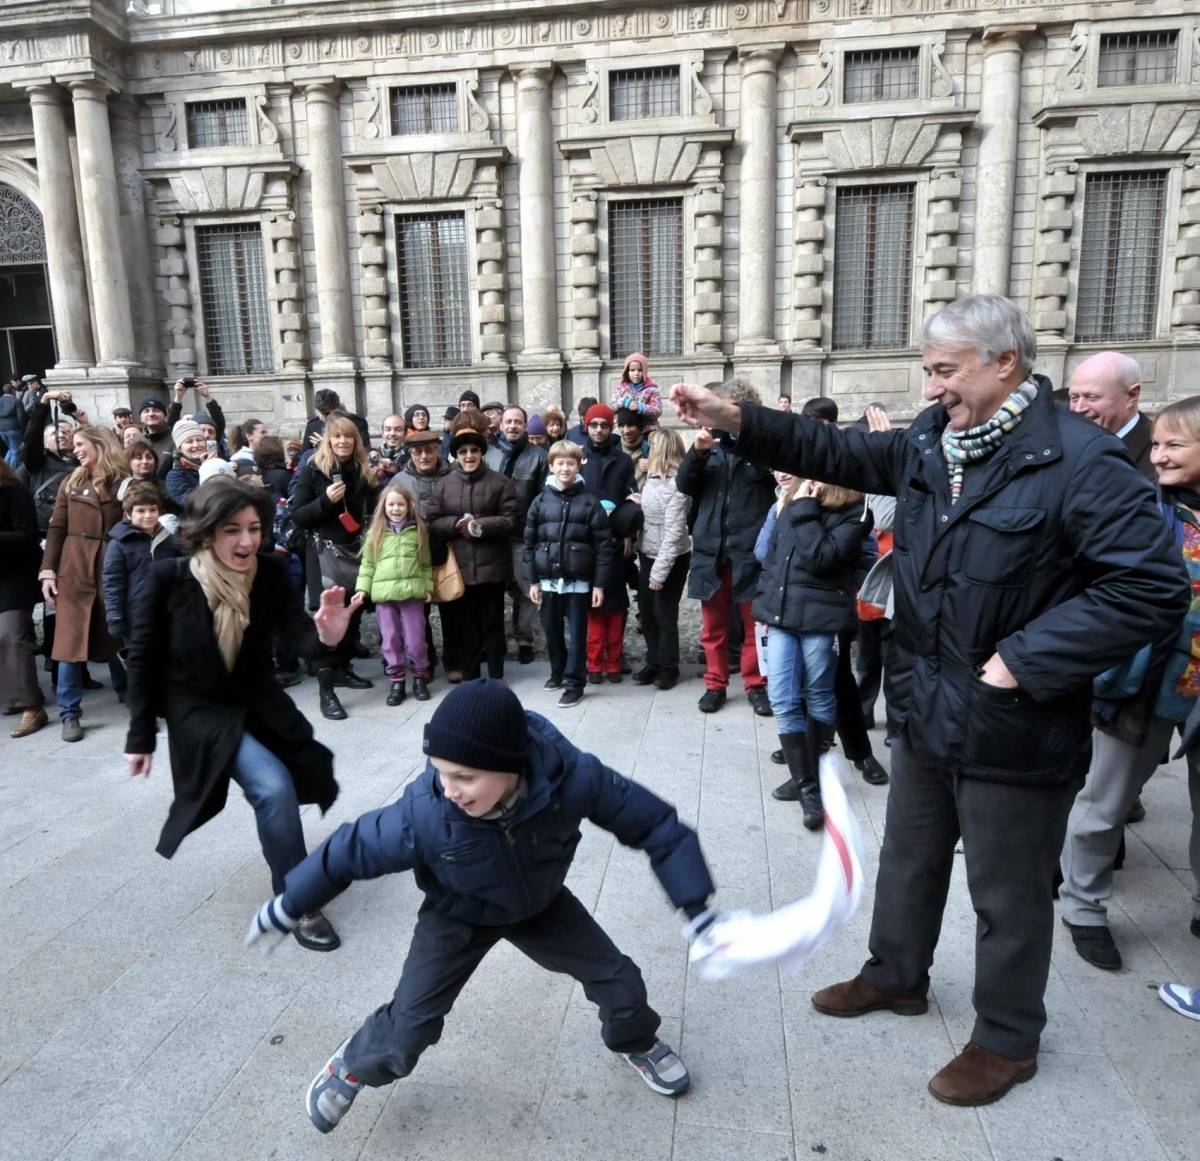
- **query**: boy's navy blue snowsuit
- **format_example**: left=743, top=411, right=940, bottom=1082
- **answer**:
left=284, top=711, right=714, bottom=1086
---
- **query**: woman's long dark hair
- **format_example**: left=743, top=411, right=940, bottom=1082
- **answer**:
left=178, top=477, right=273, bottom=555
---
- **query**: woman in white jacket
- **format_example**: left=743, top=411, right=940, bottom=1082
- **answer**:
left=635, top=428, right=691, bottom=690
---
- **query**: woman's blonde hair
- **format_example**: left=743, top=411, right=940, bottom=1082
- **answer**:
left=365, top=481, right=427, bottom=563
left=780, top=477, right=864, bottom=512
left=543, top=405, right=566, bottom=434
left=645, top=427, right=685, bottom=478
left=66, top=425, right=128, bottom=495
left=314, top=414, right=376, bottom=485
left=1154, top=397, right=1200, bottom=444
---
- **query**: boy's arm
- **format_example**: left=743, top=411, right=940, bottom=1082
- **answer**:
left=101, top=539, right=129, bottom=638
left=280, top=799, right=418, bottom=918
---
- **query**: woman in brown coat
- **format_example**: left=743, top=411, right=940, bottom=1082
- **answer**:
left=39, top=425, right=128, bottom=741
left=425, top=423, right=519, bottom=680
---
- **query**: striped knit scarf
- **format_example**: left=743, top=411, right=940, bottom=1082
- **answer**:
left=940, top=379, right=1038, bottom=504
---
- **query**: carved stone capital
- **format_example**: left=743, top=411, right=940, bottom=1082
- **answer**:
left=982, top=25, right=1038, bottom=56
left=737, top=42, right=787, bottom=72
left=509, top=61, right=556, bottom=89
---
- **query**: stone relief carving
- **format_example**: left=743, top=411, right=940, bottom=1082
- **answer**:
left=363, top=86, right=384, bottom=140
left=365, top=153, right=480, bottom=202
left=254, top=94, right=279, bottom=146
left=690, top=60, right=714, bottom=116
left=580, top=135, right=706, bottom=187
left=1076, top=103, right=1200, bottom=158
left=157, top=103, right=178, bottom=152
left=0, top=186, right=45, bottom=263
left=930, top=42, right=954, bottom=100
left=1060, top=25, right=1088, bottom=92
left=811, top=50, right=834, bottom=108
left=1193, top=28, right=1200, bottom=83
left=465, top=78, right=490, bottom=133
left=580, top=67, right=600, bottom=125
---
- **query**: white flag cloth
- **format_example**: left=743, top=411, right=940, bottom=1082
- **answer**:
left=687, top=753, right=866, bottom=981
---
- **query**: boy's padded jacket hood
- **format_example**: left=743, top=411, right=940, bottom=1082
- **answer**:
left=284, top=712, right=714, bottom=924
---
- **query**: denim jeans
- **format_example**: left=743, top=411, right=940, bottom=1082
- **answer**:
left=765, top=628, right=838, bottom=735
left=56, top=659, right=84, bottom=721
left=230, top=732, right=308, bottom=897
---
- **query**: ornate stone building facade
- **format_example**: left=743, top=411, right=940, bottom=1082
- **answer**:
left=0, top=0, right=1196, bottom=430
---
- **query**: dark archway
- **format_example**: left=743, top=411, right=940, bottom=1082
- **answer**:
left=0, top=185, right=56, bottom=381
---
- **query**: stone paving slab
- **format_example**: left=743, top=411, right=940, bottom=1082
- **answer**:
left=0, top=660, right=1196, bottom=1160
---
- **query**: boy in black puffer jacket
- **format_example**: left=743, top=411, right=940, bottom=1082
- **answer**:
left=246, top=679, right=718, bottom=1135
left=523, top=439, right=613, bottom=707
left=102, top=481, right=182, bottom=646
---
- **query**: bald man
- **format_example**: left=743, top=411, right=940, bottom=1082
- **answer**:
left=1067, top=352, right=1153, bottom=481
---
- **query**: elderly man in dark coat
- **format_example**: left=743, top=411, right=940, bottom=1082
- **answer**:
left=670, top=295, right=1190, bottom=1106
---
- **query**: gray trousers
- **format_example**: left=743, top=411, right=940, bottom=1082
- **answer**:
left=860, top=737, right=1081, bottom=1060
left=0, top=608, right=43, bottom=711
left=1060, top=718, right=1200, bottom=925
left=507, top=541, right=537, bottom=647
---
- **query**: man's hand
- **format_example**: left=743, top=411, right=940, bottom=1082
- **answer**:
left=865, top=405, right=892, bottom=434
left=308, top=432, right=321, bottom=447
left=194, top=380, right=209, bottom=399
left=591, top=586, right=604, bottom=608
left=669, top=383, right=742, bottom=433
left=528, top=584, right=542, bottom=607
left=173, top=379, right=187, bottom=401
left=126, top=753, right=152, bottom=777
left=649, top=579, right=663, bottom=592
left=691, top=428, right=715, bottom=455
left=979, top=652, right=1019, bottom=689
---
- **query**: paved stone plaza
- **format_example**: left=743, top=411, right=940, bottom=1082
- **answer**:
left=0, top=664, right=1196, bottom=1161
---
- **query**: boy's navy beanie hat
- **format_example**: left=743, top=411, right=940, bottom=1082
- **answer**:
left=423, top=679, right=528, bottom=773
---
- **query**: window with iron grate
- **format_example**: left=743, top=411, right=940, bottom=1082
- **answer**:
left=833, top=184, right=915, bottom=352
left=1098, top=30, right=1178, bottom=87
left=843, top=48, right=920, bottom=104
left=608, top=200, right=683, bottom=359
left=610, top=67, right=682, bottom=121
left=1076, top=171, right=1167, bottom=343
left=185, top=99, right=250, bottom=148
left=389, top=84, right=458, bottom=136
left=396, top=212, right=472, bottom=368
left=194, top=224, right=273, bottom=374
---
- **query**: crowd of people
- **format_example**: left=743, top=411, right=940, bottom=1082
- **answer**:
left=2, top=294, right=1199, bottom=1132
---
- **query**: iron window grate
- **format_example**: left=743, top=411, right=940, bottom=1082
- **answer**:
left=610, top=67, right=682, bottom=121
left=832, top=184, right=915, bottom=352
left=1076, top=171, right=1167, bottom=344
left=396, top=212, right=472, bottom=368
left=185, top=99, right=250, bottom=148
left=195, top=223, right=273, bottom=375
left=843, top=48, right=920, bottom=104
left=389, top=84, right=458, bottom=136
left=1098, top=30, right=1178, bottom=87
left=608, top=199, right=683, bottom=359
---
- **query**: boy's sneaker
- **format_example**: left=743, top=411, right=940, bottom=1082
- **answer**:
left=747, top=686, right=773, bottom=717
left=623, top=1041, right=690, bottom=1096
left=697, top=688, right=726, bottom=713
left=558, top=688, right=584, bottom=709
left=544, top=674, right=564, bottom=690
left=1158, top=983, right=1200, bottom=1021
left=307, top=1038, right=364, bottom=1133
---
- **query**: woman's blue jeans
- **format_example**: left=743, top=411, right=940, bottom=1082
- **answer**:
left=766, top=629, right=838, bottom=735
left=231, top=732, right=308, bottom=897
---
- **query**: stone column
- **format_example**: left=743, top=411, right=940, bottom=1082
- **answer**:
left=70, top=78, right=136, bottom=366
left=25, top=83, right=94, bottom=368
left=303, top=80, right=356, bottom=369
left=511, top=63, right=560, bottom=361
left=972, top=26, right=1036, bottom=296
left=735, top=43, right=785, bottom=353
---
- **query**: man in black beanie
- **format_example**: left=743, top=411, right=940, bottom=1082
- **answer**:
left=246, top=678, right=719, bottom=1134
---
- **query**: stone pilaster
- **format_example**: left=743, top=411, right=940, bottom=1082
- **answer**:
left=792, top=177, right=826, bottom=347
left=510, top=63, right=560, bottom=362
left=735, top=42, right=785, bottom=354
left=924, top=167, right=963, bottom=317
left=303, top=80, right=356, bottom=374
left=693, top=182, right=724, bottom=353
left=155, top=215, right=195, bottom=376
left=356, top=204, right=390, bottom=365
left=476, top=193, right=508, bottom=366
left=265, top=211, right=308, bottom=369
left=569, top=190, right=600, bottom=358
left=1032, top=164, right=1076, bottom=341
left=972, top=26, right=1036, bottom=296
left=24, top=83, right=94, bottom=369
left=1172, top=155, right=1200, bottom=335
left=70, top=78, right=137, bottom=367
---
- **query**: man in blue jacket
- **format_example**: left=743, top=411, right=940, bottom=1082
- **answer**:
left=246, top=679, right=717, bottom=1133
left=670, top=295, right=1190, bottom=1107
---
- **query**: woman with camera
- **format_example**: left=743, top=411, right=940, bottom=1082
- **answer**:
left=290, top=415, right=380, bottom=719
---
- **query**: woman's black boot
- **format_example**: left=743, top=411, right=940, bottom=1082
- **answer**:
left=318, top=669, right=347, bottom=720
left=772, top=732, right=807, bottom=802
left=799, top=719, right=837, bottom=830
left=386, top=680, right=406, bottom=707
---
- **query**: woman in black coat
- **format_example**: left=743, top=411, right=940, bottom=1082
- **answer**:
left=290, top=414, right=380, bottom=718
left=124, top=477, right=364, bottom=952
left=0, top=461, right=46, bottom=736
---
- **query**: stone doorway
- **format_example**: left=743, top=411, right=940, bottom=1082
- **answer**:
left=0, top=185, right=57, bottom=380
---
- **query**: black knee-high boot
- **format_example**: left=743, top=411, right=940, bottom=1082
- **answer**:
left=799, top=718, right=836, bottom=830
left=772, top=731, right=806, bottom=801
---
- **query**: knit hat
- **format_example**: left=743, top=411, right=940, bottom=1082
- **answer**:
left=139, top=396, right=167, bottom=415
left=172, top=418, right=205, bottom=447
left=198, top=458, right=235, bottom=484
left=423, top=679, right=529, bottom=773
left=615, top=407, right=644, bottom=430
left=443, top=406, right=460, bottom=422
left=584, top=403, right=615, bottom=427
left=527, top=414, right=547, bottom=437
left=458, top=390, right=481, bottom=409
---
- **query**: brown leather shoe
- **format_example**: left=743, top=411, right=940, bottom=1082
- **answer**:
left=293, top=910, right=341, bottom=952
left=812, top=974, right=928, bottom=1018
left=928, top=1042, right=1036, bottom=1106
left=10, top=708, right=48, bottom=738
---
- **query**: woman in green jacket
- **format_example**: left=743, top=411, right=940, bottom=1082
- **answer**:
left=355, top=483, right=433, bottom=706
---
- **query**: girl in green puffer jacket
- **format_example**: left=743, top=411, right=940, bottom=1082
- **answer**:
left=355, top=484, right=434, bottom=706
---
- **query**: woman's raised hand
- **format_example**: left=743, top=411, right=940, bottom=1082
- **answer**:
left=325, top=481, right=347, bottom=504
left=314, top=586, right=366, bottom=646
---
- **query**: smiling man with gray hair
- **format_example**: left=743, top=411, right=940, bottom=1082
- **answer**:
left=670, top=294, right=1189, bottom=1106
left=1067, top=350, right=1153, bottom=480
